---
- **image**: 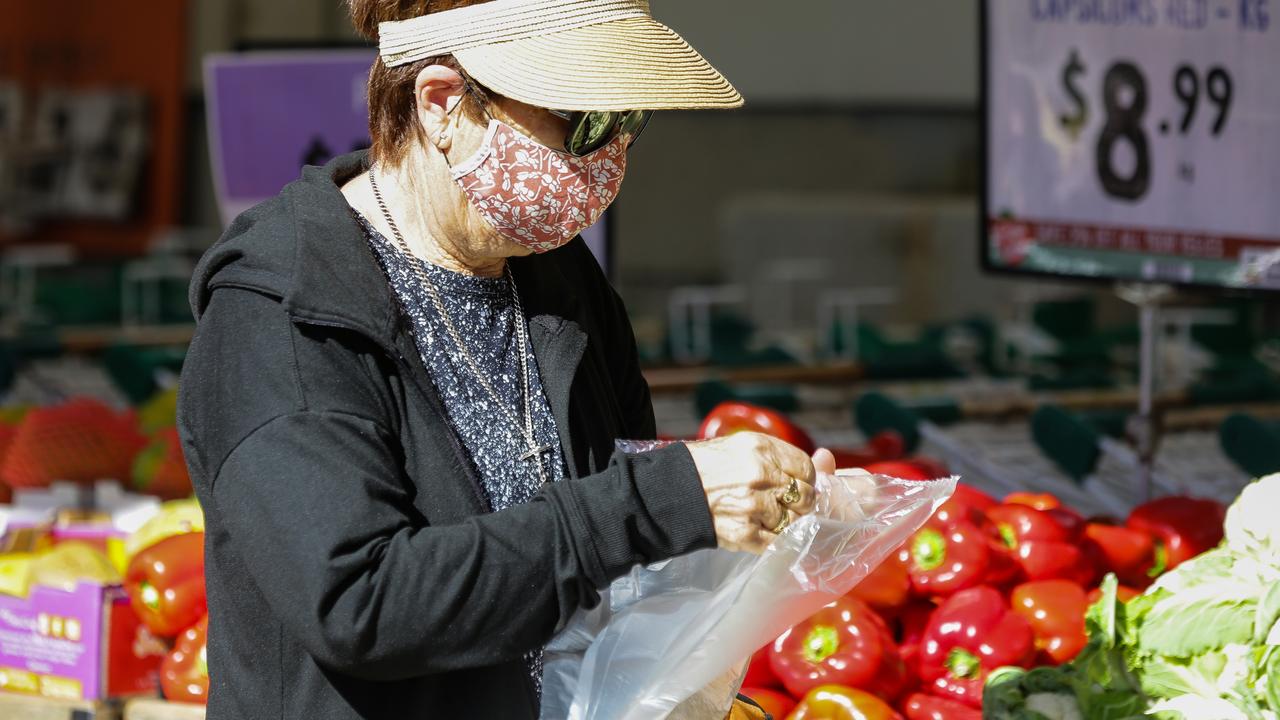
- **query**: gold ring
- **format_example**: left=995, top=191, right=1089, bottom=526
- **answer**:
left=771, top=512, right=791, bottom=534
left=779, top=478, right=802, bottom=507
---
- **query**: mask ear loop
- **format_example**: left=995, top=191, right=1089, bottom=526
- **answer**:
left=437, top=78, right=495, bottom=162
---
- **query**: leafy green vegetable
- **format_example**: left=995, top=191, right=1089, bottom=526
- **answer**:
left=1074, top=688, right=1148, bottom=720
left=1265, top=648, right=1280, bottom=712
left=1138, top=591, right=1257, bottom=657
left=1148, top=694, right=1251, bottom=720
left=1257, top=582, right=1280, bottom=645
left=1087, top=574, right=1120, bottom=647
left=1225, top=474, right=1280, bottom=562
left=984, top=666, right=1089, bottom=720
left=1150, top=547, right=1236, bottom=594
left=1025, top=692, right=1083, bottom=720
left=1139, top=652, right=1226, bottom=699
left=1023, top=666, right=1074, bottom=695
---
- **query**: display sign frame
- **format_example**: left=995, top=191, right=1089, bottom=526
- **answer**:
left=978, top=0, right=1280, bottom=295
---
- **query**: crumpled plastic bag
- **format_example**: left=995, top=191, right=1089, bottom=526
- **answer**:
left=540, top=440, right=956, bottom=720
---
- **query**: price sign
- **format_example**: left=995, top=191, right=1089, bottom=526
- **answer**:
left=983, top=0, right=1280, bottom=290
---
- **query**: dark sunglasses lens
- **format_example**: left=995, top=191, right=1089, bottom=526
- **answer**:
left=619, top=110, right=653, bottom=139
left=566, top=111, right=619, bottom=155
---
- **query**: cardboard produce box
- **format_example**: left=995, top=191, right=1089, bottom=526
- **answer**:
left=0, top=542, right=166, bottom=701
left=126, top=698, right=206, bottom=720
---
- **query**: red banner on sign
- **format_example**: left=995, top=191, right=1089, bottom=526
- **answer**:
left=990, top=218, right=1280, bottom=262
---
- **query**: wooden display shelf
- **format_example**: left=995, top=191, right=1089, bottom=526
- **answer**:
left=0, top=324, right=195, bottom=354
left=0, top=693, right=121, bottom=720
left=643, top=362, right=863, bottom=394
left=10, top=325, right=197, bottom=354
left=123, top=698, right=205, bottom=720
left=1165, top=401, right=1280, bottom=431
left=955, top=388, right=1191, bottom=421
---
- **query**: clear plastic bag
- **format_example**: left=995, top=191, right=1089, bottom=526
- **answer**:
left=540, top=440, right=957, bottom=720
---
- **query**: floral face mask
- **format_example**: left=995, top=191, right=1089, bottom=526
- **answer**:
left=448, top=119, right=628, bottom=253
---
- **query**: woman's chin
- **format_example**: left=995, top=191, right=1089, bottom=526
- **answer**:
left=503, top=240, right=538, bottom=258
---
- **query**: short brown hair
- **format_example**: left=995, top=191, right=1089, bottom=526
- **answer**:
left=347, top=0, right=496, bottom=167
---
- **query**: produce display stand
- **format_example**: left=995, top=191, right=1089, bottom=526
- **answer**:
left=123, top=698, right=205, bottom=720
left=926, top=419, right=1248, bottom=517
left=0, top=693, right=121, bottom=720
left=853, top=390, right=1251, bottom=518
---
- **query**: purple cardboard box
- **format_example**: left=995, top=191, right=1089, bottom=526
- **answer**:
left=0, top=580, right=163, bottom=700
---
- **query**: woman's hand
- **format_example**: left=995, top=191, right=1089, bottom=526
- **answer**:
left=686, top=433, right=828, bottom=553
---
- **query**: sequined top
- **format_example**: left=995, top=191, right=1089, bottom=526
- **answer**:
left=354, top=210, right=563, bottom=697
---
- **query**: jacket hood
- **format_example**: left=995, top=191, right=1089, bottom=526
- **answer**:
left=189, top=150, right=409, bottom=344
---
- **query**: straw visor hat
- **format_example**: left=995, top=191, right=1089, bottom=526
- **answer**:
left=377, top=0, right=744, bottom=112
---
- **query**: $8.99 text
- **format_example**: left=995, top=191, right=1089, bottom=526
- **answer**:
left=1059, top=50, right=1234, bottom=202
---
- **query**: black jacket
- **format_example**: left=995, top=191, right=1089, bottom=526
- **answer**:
left=176, top=151, right=716, bottom=719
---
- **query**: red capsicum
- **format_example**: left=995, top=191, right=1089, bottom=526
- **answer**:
left=769, top=597, right=898, bottom=699
left=699, top=401, right=816, bottom=454
left=870, top=637, right=911, bottom=703
left=1003, top=493, right=1089, bottom=537
left=744, top=646, right=782, bottom=689
left=986, top=503, right=1096, bottom=584
left=898, top=601, right=937, bottom=650
left=1003, top=492, right=1060, bottom=511
left=1010, top=580, right=1088, bottom=665
left=1126, top=496, right=1226, bottom=570
left=740, top=687, right=795, bottom=720
left=124, top=532, right=206, bottom=638
left=1084, top=522, right=1166, bottom=587
left=900, top=520, right=994, bottom=597
left=830, top=431, right=910, bottom=470
left=161, top=615, right=209, bottom=704
left=931, top=484, right=997, bottom=528
left=849, top=553, right=912, bottom=613
left=901, top=693, right=983, bottom=720
left=789, top=685, right=904, bottom=720
left=919, top=586, right=1035, bottom=708
left=895, top=600, right=936, bottom=698
left=862, top=461, right=933, bottom=481
left=925, top=485, right=1026, bottom=587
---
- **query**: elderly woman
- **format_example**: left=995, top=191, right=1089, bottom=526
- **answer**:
left=178, top=0, right=832, bottom=717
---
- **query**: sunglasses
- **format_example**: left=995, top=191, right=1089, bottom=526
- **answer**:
left=549, top=109, right=654, bottom=156
left=454, top=80, right=652, bottom=157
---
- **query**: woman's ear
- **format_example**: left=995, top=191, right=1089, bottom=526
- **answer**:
left=414, top=65, right=466, bottom=152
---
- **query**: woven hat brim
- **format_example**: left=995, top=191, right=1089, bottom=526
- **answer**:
left=453, top=17, right=744, bottom=112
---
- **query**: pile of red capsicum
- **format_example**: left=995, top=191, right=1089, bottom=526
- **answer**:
left=123, top=504, right=210, bottom=706
left=739, top=484, right=1228, bottom=720
left=699, top=401, right=947, bottom=481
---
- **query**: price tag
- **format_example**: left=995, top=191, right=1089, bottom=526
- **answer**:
left=984, top=0, right=1280, bottom=289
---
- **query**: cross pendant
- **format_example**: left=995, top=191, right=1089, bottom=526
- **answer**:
left=519, top=444, right=552, bottom=484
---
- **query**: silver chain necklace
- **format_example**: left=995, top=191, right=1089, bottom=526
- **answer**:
left=368, top=169, right=552, bottom=486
